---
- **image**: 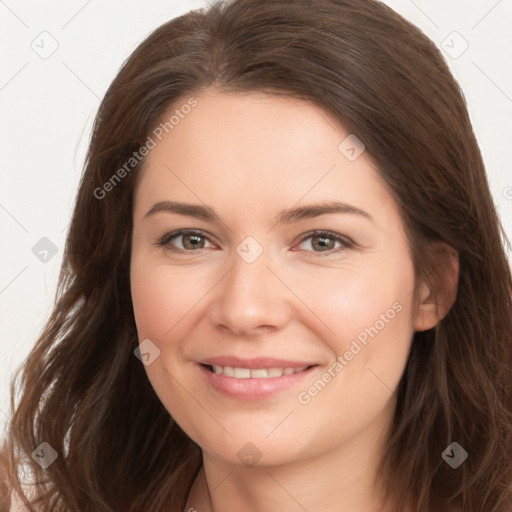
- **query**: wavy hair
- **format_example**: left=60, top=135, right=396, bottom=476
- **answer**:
left=2, top=1, right=511, bottom=511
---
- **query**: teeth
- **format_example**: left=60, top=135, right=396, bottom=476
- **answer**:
left=233, top=367, right=251, bottom=378
left=250, top=369, right=269, bottom=378
left=210, top=365, right=308, bottom=378
left=268, top=367, right=283, bottom=377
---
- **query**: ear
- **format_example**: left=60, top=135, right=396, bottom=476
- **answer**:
left=414, top=241, right=459, bottom=332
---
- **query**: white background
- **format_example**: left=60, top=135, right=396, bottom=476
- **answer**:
left=1, top=0, right=511, bottom=436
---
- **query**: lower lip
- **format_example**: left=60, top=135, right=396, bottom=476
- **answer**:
left=198, top=364, right=316, bottom=400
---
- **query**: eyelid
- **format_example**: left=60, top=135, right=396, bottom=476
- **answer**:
left=292, top=230, right=355, bottom=255
left=154, top=229, right=218, bottom=251
left=155, top=228, right=354, bottom=255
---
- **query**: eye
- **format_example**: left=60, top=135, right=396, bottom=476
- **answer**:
left=155, top=230, right=216, bottom=252
left=154, top=229, right=353, bottom=255
left=294, top=230, right=354, bottom=254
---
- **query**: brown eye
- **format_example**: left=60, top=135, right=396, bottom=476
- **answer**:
left=295, top=230, right=353, bottom=254
left=157, top=230, right=215, bottom=251
left=311, top=234, right=336, bottom=251
left=181, top=233, right=205, bottom=250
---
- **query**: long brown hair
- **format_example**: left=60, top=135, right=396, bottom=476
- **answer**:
left=2, top=1, right=511, bottom=511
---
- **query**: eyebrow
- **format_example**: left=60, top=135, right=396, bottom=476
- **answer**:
left=144, top=200, right=373, bottom=224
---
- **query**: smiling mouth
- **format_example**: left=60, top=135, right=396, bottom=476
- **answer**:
left=201, top=363, right=316, bottom=379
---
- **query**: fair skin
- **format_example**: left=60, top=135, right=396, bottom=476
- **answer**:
left=130, top=89, right=456, bottom=512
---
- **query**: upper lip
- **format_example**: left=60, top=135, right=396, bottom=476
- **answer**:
left=199, top=356, right=316, bottom=369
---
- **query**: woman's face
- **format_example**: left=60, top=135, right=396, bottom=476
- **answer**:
left=130, top=89, right=425, bottom=468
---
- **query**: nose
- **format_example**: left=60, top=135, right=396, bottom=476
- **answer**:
left=208, top=244, right=292, bottom=337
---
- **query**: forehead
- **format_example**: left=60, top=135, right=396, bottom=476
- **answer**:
left=133, top=89, right=395, bottom=223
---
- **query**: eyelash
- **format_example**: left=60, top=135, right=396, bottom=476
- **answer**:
left=154, top=229, right=354, bottom=256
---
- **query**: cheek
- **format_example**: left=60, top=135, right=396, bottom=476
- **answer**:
left=288, top=261, right=416, bottom=438
left=131, top=267, right=175, bottom=340
left=129, top=256, right=202, bottom=414
left=286, top=258, right=415, bottom=356
left=130, top=255, right=210, bottom=340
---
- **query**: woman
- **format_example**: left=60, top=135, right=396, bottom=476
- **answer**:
left=2, top=0, right=511, bottom=511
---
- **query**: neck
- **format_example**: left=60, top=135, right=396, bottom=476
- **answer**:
left=185, top=404, right=401, bottom=512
